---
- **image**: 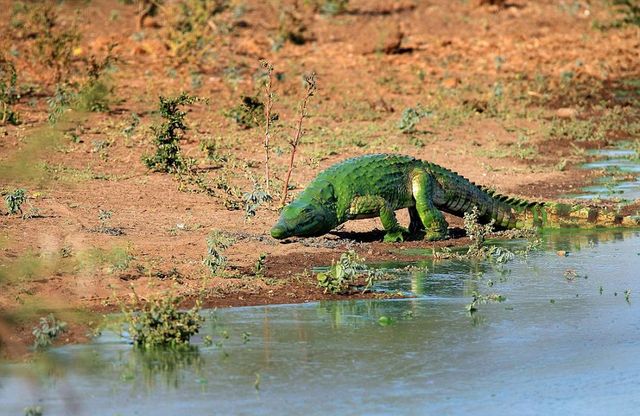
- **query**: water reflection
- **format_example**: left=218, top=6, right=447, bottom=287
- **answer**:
left=1, top=229, right=639, bottom=415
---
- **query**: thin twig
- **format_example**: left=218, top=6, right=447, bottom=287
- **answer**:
left=281, top=72, right=316, bottom=206
left=260, top=60, right=274, bottom=194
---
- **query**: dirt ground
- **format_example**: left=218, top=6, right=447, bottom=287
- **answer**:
left=1, top=0, right=639, bottom=356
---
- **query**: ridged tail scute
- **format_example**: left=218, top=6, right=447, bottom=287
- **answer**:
left=542, top=202, right=640, bottom=229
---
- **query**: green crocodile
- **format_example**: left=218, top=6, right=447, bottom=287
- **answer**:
left=270, top=153, right=640, bottom=242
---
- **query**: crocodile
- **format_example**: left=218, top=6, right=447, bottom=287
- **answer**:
left=270, top=153, right=640, bottom=242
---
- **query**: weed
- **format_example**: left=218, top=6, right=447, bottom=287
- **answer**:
left=75, top=44, right=117, bottom=112
left=466, top=291, right=506, bottom=313
left=27, top=4, right=81, bottom=83
left=224, top=96, right=267, bottom=129
left=203, top=230, right=235, bottom=274
left=272, top=9, right=307, bottom=50
left=624, top=289, right=631, bottom=303
left=32, top=313, right=68, bottom=349
left=316, top=250, right=384, bottom=294
left=254, top=253, right=267, bottom=275
left=24, top=407, right=44, bottom=416
left=123, top=292, right=203, bottom=349
left=546, top=117, right=605, bottom=142
left=123, top=112, right=141, bottom=139
left=397, top=105, right=430, bottom=134
left=4, top=188, right=27, bottom=215
left=281, top=72, right=316, bottom=205
left=260, top=60, right=275, bottom=192
left=0, top=54, right=19, bottom=125
left=47, top=84, right=73, bottom=124
left=313, top=0, right=349, bottom=15
left=143, top=92, right=198, bottom=173
left=166, top=0, right=230, bottom=64
left=242, top=180, right=271, bottom=219
left=463, top=206, right=495, bottom=256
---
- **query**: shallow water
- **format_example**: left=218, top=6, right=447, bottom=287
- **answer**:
left=568, top=149, right=640, bottom=200
left=2, top=229, right=640, bottom=415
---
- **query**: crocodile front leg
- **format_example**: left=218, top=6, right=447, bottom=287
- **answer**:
left=349, top=196, right=408, bottom=242
left=411, top=170, right=449, bottom=241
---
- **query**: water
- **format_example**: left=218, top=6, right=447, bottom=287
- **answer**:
left=2, top=230, right=640, bottom=416
left=568, top=149, right=640, bottom=200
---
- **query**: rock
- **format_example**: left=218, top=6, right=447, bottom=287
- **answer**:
left=556, top=108, right=577, bottom=119
left=441, top=77, right=459, bottom=89
left=352, top=21, right=403, bottom=55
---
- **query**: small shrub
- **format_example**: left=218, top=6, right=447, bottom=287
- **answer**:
left=397, top=105, right=430, bottom=134
left=224, top=96, right=267, bottom=129
left=76, top=45, right=117, bottom=112
left=316, top=250, right=384, bottom=294
left=242, top=181, right=271, bottom=219
left=47, top=83, right=74, bottom=124
left=4, top=188, right=27, bottom=215
left=143, top=92, right=198, bottom=173
left=124, top=294, right=203, bottom=349
left=203, top=230, right=235, bottom=274
left=166, top=0, right=230, bottom=64
left=32, top=314, right=67, bottom=349
left=0, top=54, right=20, bottom=125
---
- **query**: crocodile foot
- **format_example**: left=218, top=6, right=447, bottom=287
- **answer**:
left=383, top=228, right=408, bottom=243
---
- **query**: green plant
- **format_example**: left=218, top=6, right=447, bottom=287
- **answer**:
left=27, top=4, right=81, bottom=83
left=143, top=92, right=198, bottom=173
left=466, top=291, right=506, bottom=313
left=397, top=105, right=430, bottom=134
left=123, top=293, right=203, bottom=349
left=313, top=0, right=349, bottom=15
left=316, top=250, right=383, bottom=294
left=254, top=253, right=267, bottom=275
left=47, top=83, right=73, bottom=124
left=24, top=406, right=43, bottom=416
left=76, top=44, right=117, bottom=112
left=4, top=188, right=27, bottom=215
left=224, top=95, right=267, bottom=129
left=463, top=206, right=495, bottom=256
left=242, top=181, right=271, bottom=219
left=203, top=230, right=235, bottom=274
left=32, top=313, right=68, bottom=349
left=0, top=54, right=19, bottom=125
left=166, top=0, right=230, bottom=64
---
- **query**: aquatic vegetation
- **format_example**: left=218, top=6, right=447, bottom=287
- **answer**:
left=463, top=206, right=495, bottom=256
left=316, top=250, right=384, bottom=294
left=4, top=188, right=27, bottom=215
left=32, top=314, right=68, bottom=349
left=466, top=291, right=506, bottom=313
left=123, top=293, right=203, bottom=349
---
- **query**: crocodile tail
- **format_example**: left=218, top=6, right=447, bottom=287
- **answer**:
left=540, top=202, right=640, bottom=228
left=477, top=186, right=640, bottom=229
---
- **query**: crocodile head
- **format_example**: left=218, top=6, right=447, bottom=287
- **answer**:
left=271, top=181, right=337, bottom=239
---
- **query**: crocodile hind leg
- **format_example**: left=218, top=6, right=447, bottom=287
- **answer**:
left=408, top=206, right=424, bottom=236
left=411, top=171, right=449, bottom=241
left=349, top=196, right=408, bottom=242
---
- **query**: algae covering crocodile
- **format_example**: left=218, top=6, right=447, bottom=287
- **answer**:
left=270, top=154, right=640, bottom=242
